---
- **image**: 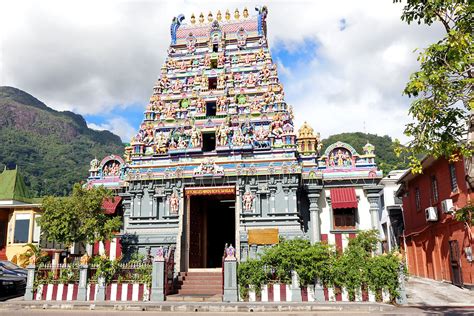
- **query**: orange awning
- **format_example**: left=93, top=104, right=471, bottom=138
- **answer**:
left=330, top=188, right=358, bottom=209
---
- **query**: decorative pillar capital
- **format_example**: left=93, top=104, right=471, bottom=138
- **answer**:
left=307, top=185, right=323, bottom=211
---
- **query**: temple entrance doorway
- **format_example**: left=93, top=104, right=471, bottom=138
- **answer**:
left=185, top=187, right=236, bottom=269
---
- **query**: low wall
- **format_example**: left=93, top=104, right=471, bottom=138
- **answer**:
left=246, top=284, right=391, bottom=302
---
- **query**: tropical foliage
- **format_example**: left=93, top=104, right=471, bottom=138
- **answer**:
left=237, top=231, right=405, bottom=303
left=38, top=184, right=122, bottom=246
left=393, top=0, right=473, bottom=174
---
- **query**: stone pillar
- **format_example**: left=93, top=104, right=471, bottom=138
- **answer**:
left=151, top=249, right=165, bottom=302
left=96, top=276, right=106, bottom=301
left=24, top=264, right=35, bottom=300
left=77, top=265, right=89, bottom=301
left=314, top=278, right=325, bottom=302
left=223, top=245, right=238, bottom=302
left=396, top=264, right=407, bottom=305
left=235, top=188, right=241, bottom=261
left=364, top=186, right=383, bottom=230
left=290, top=270, right=302, bottom=302
left=307, top=185, right=322, bottom=244
left=269, top=187, right=276, bottom=213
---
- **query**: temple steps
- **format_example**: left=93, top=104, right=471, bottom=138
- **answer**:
left=175, top=271, right=223, bottom=297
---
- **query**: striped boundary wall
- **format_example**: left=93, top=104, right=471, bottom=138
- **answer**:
left=247, top=284, right=391, bottom=303
left=34, top=283, right=150, bottom=302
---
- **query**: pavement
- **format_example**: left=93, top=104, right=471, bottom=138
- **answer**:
left=406, top=277, right=474, bottom=306
left=0, top=277, right=472, bottom=315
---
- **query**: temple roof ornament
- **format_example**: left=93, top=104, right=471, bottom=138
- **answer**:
left=363, top=142, right=375, bottom=157
left=170, top=14, right=185, bottom=45
left=297, top=122, right=321, bottom=156
left=298, top=121, right=315, bottom=138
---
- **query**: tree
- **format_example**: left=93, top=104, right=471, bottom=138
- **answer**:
left=38, top=183, right=122, bottom=247
left=394, top=0, right=473, bottom=188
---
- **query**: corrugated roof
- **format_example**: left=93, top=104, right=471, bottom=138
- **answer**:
left=0, top=167, right=32, bottom=203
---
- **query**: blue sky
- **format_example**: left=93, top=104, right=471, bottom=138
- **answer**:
left=1, top=0, right=444, bottom=143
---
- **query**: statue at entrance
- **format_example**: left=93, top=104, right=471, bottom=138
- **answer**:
left=242, top=190, right=255, bottom=212
left=169, top=191, right=179, bottom=214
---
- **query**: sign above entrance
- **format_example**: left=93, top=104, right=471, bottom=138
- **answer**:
left=248, top=228, right=279, bottom=245
left=185, top=186, right=236, bottom=196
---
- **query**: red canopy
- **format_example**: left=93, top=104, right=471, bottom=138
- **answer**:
left=102, top=196, right=122, bottom=215
left=330, top=188, right=358, bottom=209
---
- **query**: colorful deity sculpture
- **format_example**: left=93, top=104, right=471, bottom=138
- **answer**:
left=246, top=73, right=257, bottom=88
left=259, top=64, right=271, bottom=83
left=172, top=79, right=183, bottom=93
left=232, top=128, right=245, bottom=146
left=256, top=48, right=266, bottom=61
left=270, top=113, right=284, bottom=137
left=217, top=96, right=227, bottom=112
left=190, top=126, right=201, bottom=148
left=217, top=73, right=226, bottom=89
left=254, top=126, right=270, bottom=148
left=217, top=122, right=229, bottom=146
left=217, top=54, right=225, bottom=67
left=203, top=54, right=211, bottom=68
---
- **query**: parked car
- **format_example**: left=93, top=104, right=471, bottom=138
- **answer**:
left=0, top=261, right=27, bottom=278
left=0, top=270, right=26, bottom=297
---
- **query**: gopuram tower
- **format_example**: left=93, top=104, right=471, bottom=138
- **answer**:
left=120, top=7, right=383, bottom=271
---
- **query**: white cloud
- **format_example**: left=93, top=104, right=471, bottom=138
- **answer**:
left=0, top=0, right=445, bottom=142
left=88, top=117, right=135, bottom=142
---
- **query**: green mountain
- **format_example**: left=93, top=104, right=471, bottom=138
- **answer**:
left=321, top=132, right=408, bottom=174
left=0, top=86, right=124, bottom=197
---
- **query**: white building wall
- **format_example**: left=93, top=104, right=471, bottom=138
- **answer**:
left=318, top=187, right=373, bottom=249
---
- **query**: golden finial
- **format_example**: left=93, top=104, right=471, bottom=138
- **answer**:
left=199, top=12, right=204, bottom=24
left=207, top=11, right=213, bottom=22
left=217, top=10, right=222, bottom=21
left=243, top=7, right=249, bottom=18
left=234, top=8, right=240, bottom=20
left=225, top=9, right=231, bottom=21
left=190, top=13, right=196, bottom=24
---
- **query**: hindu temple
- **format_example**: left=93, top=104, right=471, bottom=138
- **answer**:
left=108, top=7, right=383, bottom=272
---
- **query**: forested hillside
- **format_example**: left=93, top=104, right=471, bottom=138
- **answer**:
left=0, top=86, right=124, bottom=197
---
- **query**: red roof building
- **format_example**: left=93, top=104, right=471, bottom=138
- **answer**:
left=398, top=156, right=473, bottom=288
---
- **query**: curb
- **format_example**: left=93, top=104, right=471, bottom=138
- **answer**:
left=0, top=301, right=397, bottom=312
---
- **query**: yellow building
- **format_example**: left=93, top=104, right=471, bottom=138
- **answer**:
left=0, top=167, right=42, bottom=262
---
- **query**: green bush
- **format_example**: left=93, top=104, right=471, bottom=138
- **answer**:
left=237, top=230, right=404, bottom=303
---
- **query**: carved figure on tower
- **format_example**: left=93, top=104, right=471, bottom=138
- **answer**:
left=217, top=122, right=229, bottom=146
left=270, top=113, right=284, bottom=137
left=254, top=126, right=269, bottom=148
left=259, top=64, right=271, bottom=83
left=217, top=96, right=227, bottom=112
left=217, top=54, right=225, bottom=68
left=246, top=73, right=257, bottom=88
left=217, top=73, right=226, bottom=89
left=242, top=190, right=255, bottom=212
left=169, top=191, right=179, bottom=214
left=190, top=127, right=201, bottom=148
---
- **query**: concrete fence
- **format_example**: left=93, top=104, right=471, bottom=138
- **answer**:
left=24, top=248, right=173, bottom=302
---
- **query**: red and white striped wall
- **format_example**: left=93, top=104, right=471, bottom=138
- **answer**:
left=105, top=283, right=150, bottom=301
left=34, top=283, right=149, bottom=302
left=247, top=284, right=391, bottom=303
left=35, top=284, right=78, bottom=301
left=93, top=237, right=122, bottom=259
left=321, top=233, right=356, bottom=252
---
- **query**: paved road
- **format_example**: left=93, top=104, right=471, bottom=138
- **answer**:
left=1, top=308, right=474, bottom=315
